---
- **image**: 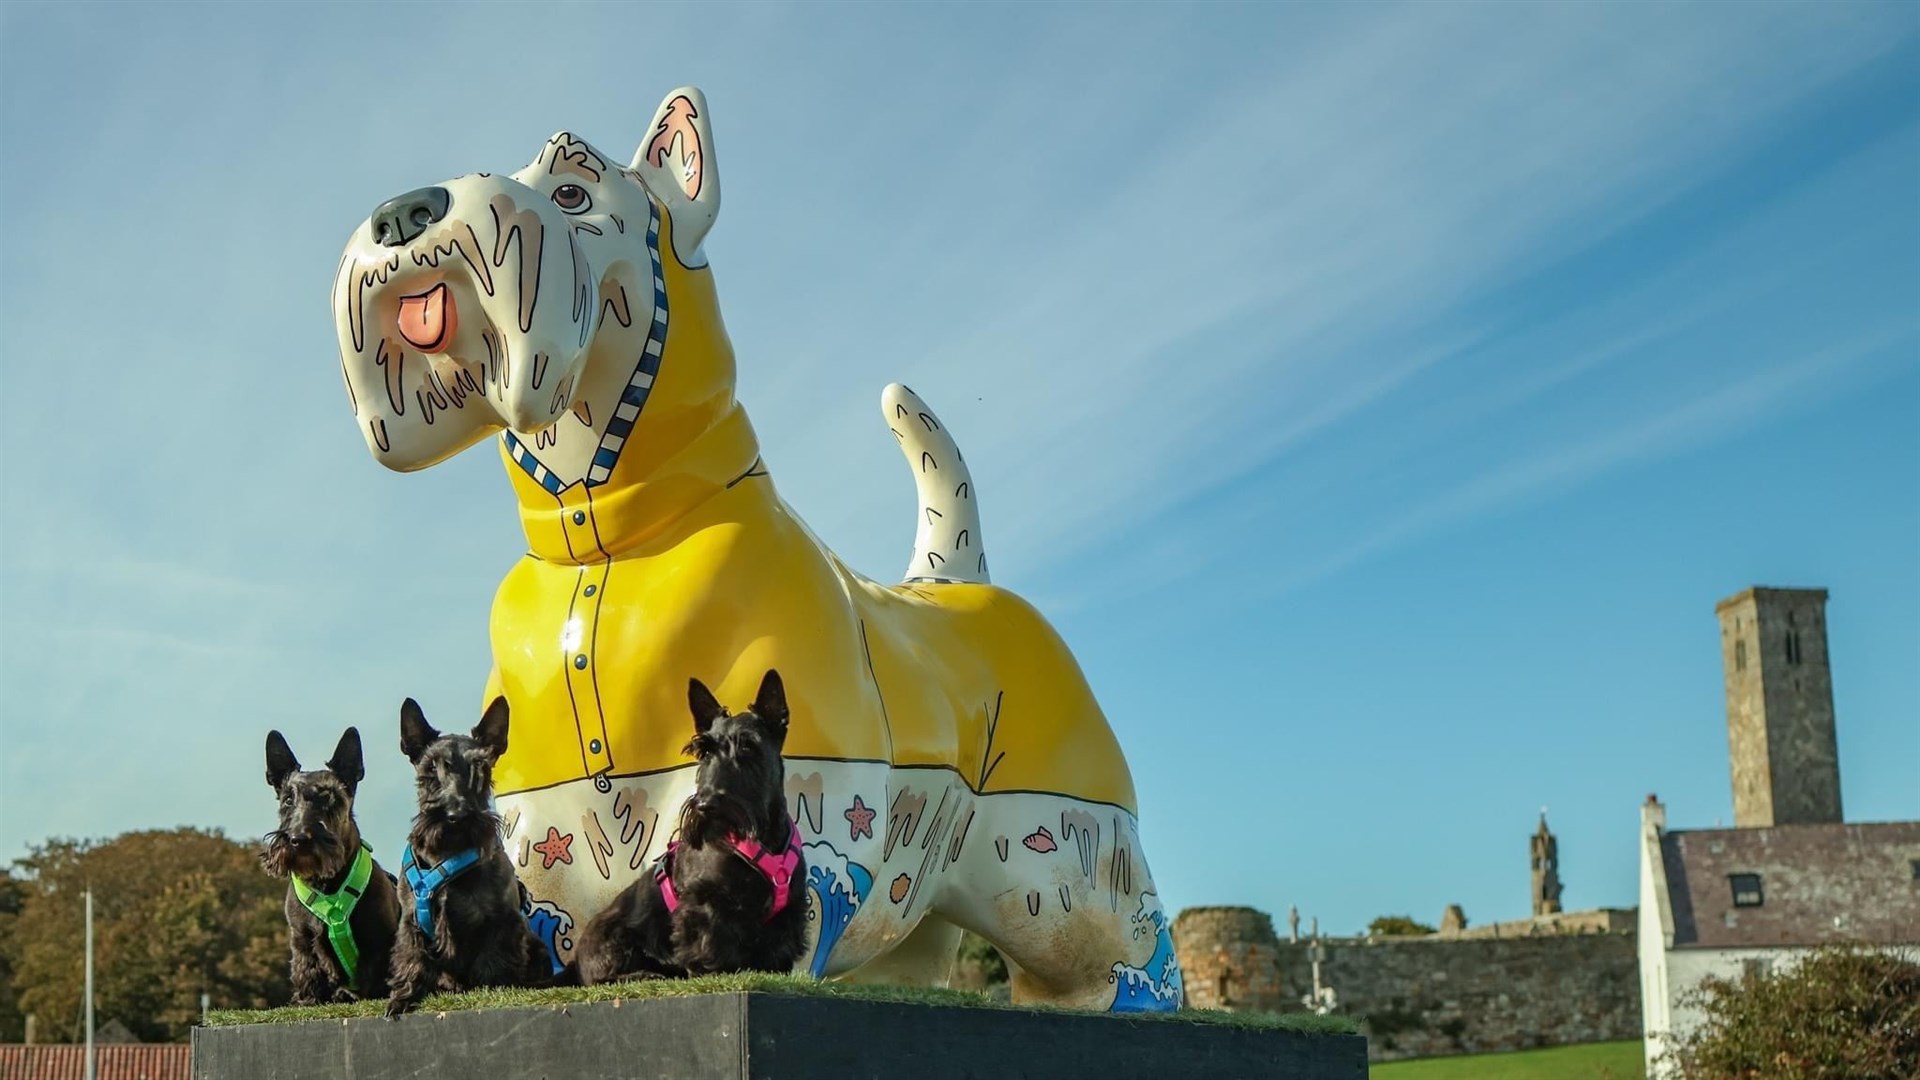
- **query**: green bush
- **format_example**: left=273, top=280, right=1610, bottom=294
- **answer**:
left=1662, top=943, right=1920, bottom=1080
left=956, top=929, right=1009, bottom=986
left=1368, top=915, right=1436, bottom=937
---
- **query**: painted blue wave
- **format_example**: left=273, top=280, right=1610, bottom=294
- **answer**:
left=1108, top=899, right=1183, bottom=1012
left=806, top=851, right=873, bottom=978
left=521, top=895, right=573, bottom=977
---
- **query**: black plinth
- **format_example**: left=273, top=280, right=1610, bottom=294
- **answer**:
left=193, top=993, right=1367, bottom=1080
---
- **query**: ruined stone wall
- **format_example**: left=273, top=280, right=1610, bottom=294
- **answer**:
left=1174, top=906, right=1641, bottom=1062
left=1449, top=908, right=1637, bottom=939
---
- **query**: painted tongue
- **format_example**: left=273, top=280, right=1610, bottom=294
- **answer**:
left=397, top=284, right=456, bottom=353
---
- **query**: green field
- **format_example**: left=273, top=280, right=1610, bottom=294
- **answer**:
left=1371, top=1040, right=1645, bottom=1080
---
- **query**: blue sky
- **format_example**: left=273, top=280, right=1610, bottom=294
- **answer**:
left=1, top=1, right=1915, bottom=936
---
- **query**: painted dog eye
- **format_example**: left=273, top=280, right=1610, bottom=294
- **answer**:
left=552, top=184, right=591, bottom=214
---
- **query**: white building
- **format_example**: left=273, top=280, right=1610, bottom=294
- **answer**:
left=1636, top=587, right=1920, bottom=1078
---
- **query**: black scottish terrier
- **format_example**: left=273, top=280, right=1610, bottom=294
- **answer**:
left=385, top=696, right=552, bottom=1017
left=574, top=670, right=809, bottom=985
left=261, top=727, right=401, bottom=1005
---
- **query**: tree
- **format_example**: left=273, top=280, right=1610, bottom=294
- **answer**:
left=0, top=869, right=26, bottom=1040
left=1367, top=915, right=1436, bottom=938
left=3, top=828, right=291, bottom=1043
left=1662, top=943, right=1920, bottom=1080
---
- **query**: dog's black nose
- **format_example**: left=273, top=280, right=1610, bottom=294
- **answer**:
left=369, top=186, right=451, bottom=248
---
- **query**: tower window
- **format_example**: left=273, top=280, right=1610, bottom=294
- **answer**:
left=1910, top=859, right=1919, bottom=881
left=1735, top=641, right=1747, bottom=672
left=1786, top=631, right=1802, bottom=665
left=1730, top=873, right=1764, bottom=908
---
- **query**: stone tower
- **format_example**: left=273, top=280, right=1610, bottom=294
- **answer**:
left=1715, top=587, right=1842, bottom=827
left=1170, top=907, right=1283, bottom=1011
left=1530, top=813, right=1562, bottom=916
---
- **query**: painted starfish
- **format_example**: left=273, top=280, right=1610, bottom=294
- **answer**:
left=533, top=826, right=575, bottom=870
left=844, top=795, right=876, bottom=841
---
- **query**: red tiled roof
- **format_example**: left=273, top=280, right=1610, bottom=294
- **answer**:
left=1660, top=820, right=1920, bottom=949
left=0, top=1045, right=191, bottom=1080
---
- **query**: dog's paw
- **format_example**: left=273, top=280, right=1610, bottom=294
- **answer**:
left=330, top=988, right=358, bottom=1005
left=383, top=997, right=412, bottom=1019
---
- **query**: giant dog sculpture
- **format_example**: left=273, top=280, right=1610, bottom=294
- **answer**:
left=332, top=87, right=1184, bottom=1011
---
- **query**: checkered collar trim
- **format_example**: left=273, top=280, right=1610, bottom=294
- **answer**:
left=502, top=199, right=669, bottom=494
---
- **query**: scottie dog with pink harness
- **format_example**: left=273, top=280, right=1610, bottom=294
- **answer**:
left=574, top=671, right=808, bottom=984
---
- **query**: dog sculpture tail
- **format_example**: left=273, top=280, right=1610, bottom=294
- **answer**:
left=883, top=383, right=989, bottom=585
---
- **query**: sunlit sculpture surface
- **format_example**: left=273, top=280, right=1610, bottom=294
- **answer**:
left=331, top=87, right=1184, bottom=1010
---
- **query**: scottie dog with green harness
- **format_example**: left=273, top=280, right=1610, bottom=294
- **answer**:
left=261, top=726, right=401, bottom=1005
left=385, top=696, right=558, bottom=1017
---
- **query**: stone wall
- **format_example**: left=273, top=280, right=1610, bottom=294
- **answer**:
left=1174, top=906, right=1640, bottom=1062
left=1446, top=908, right=1636, bottom=939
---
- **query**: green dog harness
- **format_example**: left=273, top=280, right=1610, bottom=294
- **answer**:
left=292, top=842, right=375, bottom=983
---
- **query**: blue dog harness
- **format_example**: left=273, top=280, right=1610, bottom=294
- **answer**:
left=401, top=845, right=482, bottom=939
left=400, top=844, right=567, bottom=977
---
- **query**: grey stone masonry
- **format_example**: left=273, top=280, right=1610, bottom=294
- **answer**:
left=1173, top=907, right=1639, bottom=1062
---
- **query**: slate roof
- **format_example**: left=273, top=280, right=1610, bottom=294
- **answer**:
left=0, top=1045, right=191, bottom=1080
left=1659, top=821, right=1920, bottom=949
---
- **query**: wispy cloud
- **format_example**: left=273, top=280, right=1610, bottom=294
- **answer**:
left=1, top=1, right=1914, bottom=891
left=744, top=3, right=1918, bottom=591
left=1262, top=325, right=1917, bottom=599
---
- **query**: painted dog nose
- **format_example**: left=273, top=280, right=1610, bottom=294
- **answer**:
left=369, top=186, right=451, bottom=248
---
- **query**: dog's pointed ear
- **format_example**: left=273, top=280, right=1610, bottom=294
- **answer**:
left=631, top=86, right=719, bottom=266
left=688, top=678, right=724, bottom=735
left=753, top=669, right=788, bottom=733
left=265, top=730, right=300, bottom=790
left=326, top=727, right=365, bottom=792
left=400, top=698, right=439, bottom=764
left=472, top=696, right=511, bottom=759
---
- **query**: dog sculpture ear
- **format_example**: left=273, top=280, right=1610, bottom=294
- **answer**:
left=327, top=727, right=366, bottom=793
left=472, top=696, right=511, bottom=760
left=400, top=699, right=440, bottom=764
left=753, top=669, right=789, bottom=734
left=265, top=730, right=301, bottom=790
left=631, top=86, right=720, bottom=266
left=688, top=678, right=725, bottom=736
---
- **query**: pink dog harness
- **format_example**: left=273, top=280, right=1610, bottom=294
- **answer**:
left=656, top=822, right=804, bottom=922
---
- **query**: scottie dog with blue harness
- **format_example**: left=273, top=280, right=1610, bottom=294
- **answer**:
left=385, top=696, right=560, bottom=1017
left=261, top=726, right=401, bottom=1005
left=574, top=670, right=809, bottom=985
